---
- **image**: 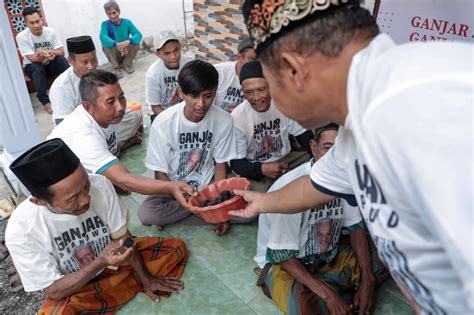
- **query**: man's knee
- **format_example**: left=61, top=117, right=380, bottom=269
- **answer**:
left=26, top=62, right=46, bottom=75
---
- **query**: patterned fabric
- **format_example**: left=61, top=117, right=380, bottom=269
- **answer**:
left=262, top=236, right=383, bottom=315
left=38, top=237, right=188, bottom=315
left=243, top=0, right=355, bottom=53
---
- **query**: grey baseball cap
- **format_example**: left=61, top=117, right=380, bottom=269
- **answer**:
left=153, top=30, right=179, bottom=51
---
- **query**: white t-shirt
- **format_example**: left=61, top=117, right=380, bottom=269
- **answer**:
left=5, top=175, right=128, bottom=292
left=16, top=26, right=63, bottom=66
left=232, top=100, right=307, bottom=162
left=146, top=102, right=238, bottom=189
left=310, top=34, right=473, bottom=314
left=214, top=61, right=243, bottom=113
left=47, top=105, right=119, bottom=174
left=145, top=56, right=193, bottom=110
left=255, top=161, right=362, bottom=269
left=50, top=67, right=81, bottom=121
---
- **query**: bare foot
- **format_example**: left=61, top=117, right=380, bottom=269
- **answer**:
left=44, top=103, right=53, bottom=114
left=213, top=222, right=230, bottom=236
left=113, top=67, right=124, bottom=79
left=157, top=225, right=165, bottom=231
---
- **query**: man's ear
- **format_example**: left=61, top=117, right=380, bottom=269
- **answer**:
left=177, top=87, right=184, bottom=99
left=29, top=196, right=47, bottom=206
left=67, top=56, right=73, bottom=66
left=309, top=139, right=318, bottom=158
left=82, top=100, right=93, bottom=111
left=280, top=52, right=309, bottom=92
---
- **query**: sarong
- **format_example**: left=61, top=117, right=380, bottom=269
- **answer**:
left=39, top=236, right=188, bottom=315
left=262, top=236, right=383, bottom=315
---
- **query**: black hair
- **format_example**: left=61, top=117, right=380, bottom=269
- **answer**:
left=22, top=6, right=40, bottom=17
left=30, top=186, right=53, bottom=202
left=260, top=5, right=379, bottom=71
left=79, top=69, right=119, bottom=105
left=178, top=60, right=218, bottom=96
left=314, top=123, right=339, bottom=144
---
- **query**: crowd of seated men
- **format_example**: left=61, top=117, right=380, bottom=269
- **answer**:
left=5, top=1, right=389, bottom=314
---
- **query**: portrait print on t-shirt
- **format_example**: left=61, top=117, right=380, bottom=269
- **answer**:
left=303, top=199, right=344, bottom=257
left=253, top=118, right=284, bottom=161
left=177, top=131, right=212, bottom=189
left=220, top=86, right=243, bottom=113
left=53, top=215, right=111, bottom=274
left=164, top=75, right=181, bottom=107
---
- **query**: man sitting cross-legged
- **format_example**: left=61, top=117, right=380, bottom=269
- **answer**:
left=49, top=35, right=142, bottom=150
left=230, top=60, right=314, bottom=192
left=255, top=124, right=388, bottom=315
left=146, top=30, right=193, bottom=122
left=6, top=139, right=188, bottom=314
left=138, top=60, right=249, bottom=236
left=48, top=69, right=194, bottom=205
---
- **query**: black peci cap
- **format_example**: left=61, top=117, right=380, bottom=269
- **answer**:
left=239, top=60, right=264, bottom=83
left=67, top=35, right=95, bottom=54
left=9, top=138, right=80, bottom=193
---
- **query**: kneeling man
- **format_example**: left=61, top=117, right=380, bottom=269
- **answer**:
left=230, top=60, right=313, bottom=192
left=255, top=124, right=388, bottom=315
left=6, top=139, right=188, bottom=313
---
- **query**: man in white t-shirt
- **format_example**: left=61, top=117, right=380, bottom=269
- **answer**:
left=16, top=6, right=69, bottom=114
left=230, top=60, right=313, bottom=192
left=146, top=30, right=193, bottom=122
left=214, top=37, right=256, bottom=112
left=6, top=139, right=188, bottom=313
left=231, top=1, right=474, bottom=313
left=49, top=35, right=143, bottom=149
left=48, top=69, right=195, bottom=207
left=255, top=124, right=388, bottom=315
left=139, top=60, right=246, bottom=236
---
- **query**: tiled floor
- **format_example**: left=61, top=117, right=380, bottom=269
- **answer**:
left=116, top=121, right=415, bottom=315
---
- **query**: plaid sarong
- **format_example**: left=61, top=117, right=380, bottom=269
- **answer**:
left=262, top=236, right=383, bottom=315
left=39, top=236, right=188, bottom=315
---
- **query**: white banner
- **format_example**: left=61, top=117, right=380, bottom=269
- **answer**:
left=375, top=0, right=474, bottom=44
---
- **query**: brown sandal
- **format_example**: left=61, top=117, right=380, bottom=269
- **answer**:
left=6, top=265, right=24, bottom=293
left=0, top=241, right=8, bottom=262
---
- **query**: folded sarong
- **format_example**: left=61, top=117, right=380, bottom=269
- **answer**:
left=39, top=236, right=188, bottom=315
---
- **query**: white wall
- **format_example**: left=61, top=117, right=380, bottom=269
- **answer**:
left=41, top=0, right=194, bottom=65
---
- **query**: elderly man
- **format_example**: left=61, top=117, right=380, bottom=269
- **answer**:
left=255, top=124, right=387, bottom=315
left=100, top=1, right=142, bottom=76
left=214, top=37, right=257, bottom=112
left=49, top=35, right=143, bottom=150
left=231, top=1, right=473, bottom=313
left=48, top=69, right=194, bottom=206
left=230, top=60, right=313, bottom=192
left=138, top=60, right=245, bottom=236
left=146, top=30, right=193, bottom=121
left=6, top=139, right=188, bottom=313
left=16, top=6, right=69, bottom=114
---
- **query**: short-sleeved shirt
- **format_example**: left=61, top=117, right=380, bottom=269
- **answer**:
left=5, top=175, right=128, bottom=292
left=255, top=161, right=362, bottom=269
left=47, top=105, right=119, bottom=174
left=50, top=67, right=81, bottom=122
left=232, top=100, right=307, bottom=162
left=145, top=56, right=193, bottom=110
left=214, top=61, right=243, bottom=113
left=146, top=102, right=238, bottom=189
left=310, top=34, right=473, bottom=313
left=16, top=27, right=63, bottom=66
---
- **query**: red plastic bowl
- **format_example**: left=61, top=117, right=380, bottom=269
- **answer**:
left=188, top=177, right=251, bottom=223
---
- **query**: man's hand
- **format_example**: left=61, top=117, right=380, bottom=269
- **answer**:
left=98, top=239, right=132, bottom=266
left=116, top=40, right=130, bottom=56
left=324, top=290, right=352, bottom=315
left=142, top=276, right=184, bottom=303
left=169, top=181, right=196, bottom=208
left=353, top=275, right=376, bottom=314
left=261, top=162, right=289, bottom=179
left=228, top=189, right=263, bottom=218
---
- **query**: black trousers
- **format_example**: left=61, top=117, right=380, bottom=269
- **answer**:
left=24, top=56, right=69, bottom=105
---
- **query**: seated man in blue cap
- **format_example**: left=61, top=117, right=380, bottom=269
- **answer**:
left=49, top=35, right=143, bottom=152
left=5, top=139, right=188, bottom=313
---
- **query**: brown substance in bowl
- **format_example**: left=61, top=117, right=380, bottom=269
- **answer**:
left=188, top=178, right=251, bottom=223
